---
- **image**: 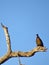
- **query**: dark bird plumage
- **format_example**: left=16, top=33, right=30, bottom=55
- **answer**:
left=36, top=34, right=44, bottom=47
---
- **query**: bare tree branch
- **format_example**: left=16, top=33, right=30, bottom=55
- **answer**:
left=0, top=23, right=47, bottom=64
left=18, top=57, right=24, bottom=65
left=1, top=23, right=12, bottom=53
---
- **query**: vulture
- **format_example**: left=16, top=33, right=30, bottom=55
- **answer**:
left=36, top=34, right=44, bottom=47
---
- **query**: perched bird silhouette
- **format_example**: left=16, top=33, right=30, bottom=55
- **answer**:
left=36, top=34, right=44, bottom=47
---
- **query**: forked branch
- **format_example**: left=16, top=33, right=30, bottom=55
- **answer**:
left=0, top=23, right=47, bottom=64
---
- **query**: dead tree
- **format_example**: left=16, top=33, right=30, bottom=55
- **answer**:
left=0, top=23, right=47, bottom=64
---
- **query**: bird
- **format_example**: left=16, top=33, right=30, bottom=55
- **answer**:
left=36, top=34, right=44, bottom=47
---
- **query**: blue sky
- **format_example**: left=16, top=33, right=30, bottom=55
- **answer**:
left=0, top=0, right=49, bottom=65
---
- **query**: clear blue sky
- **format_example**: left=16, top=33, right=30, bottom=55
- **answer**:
left=0, top=0, right=49, bottom=65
